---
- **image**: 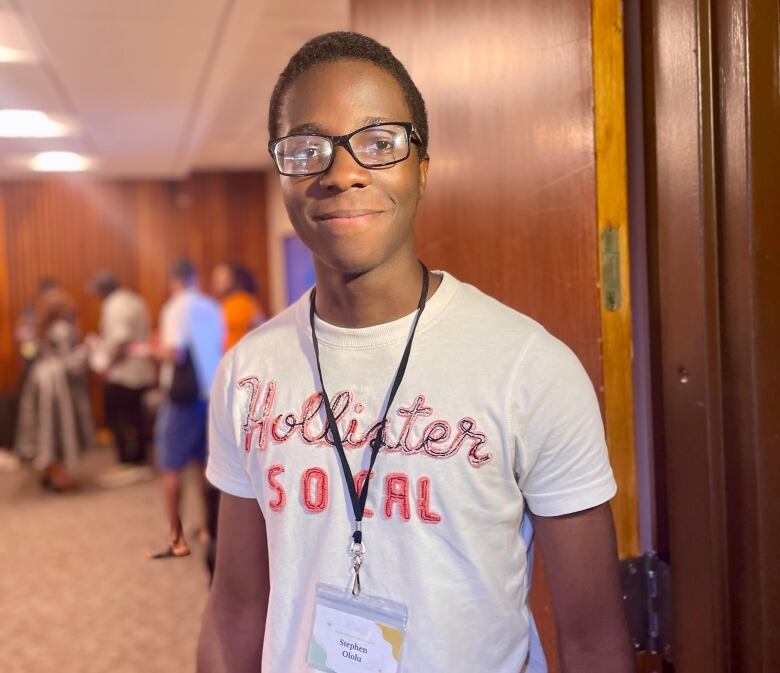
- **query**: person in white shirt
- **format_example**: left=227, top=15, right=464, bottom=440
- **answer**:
left=88, top=272, right=156, bottom=484
left=198, top=32, right=633, bottom=673
left=147, top=258, right=224, bottom=560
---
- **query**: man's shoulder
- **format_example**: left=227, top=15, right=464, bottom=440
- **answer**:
left=161, top=291, right=202, bottom=329
left=442, top=272, right=548, bottom=340
left=110, top=288, right=146, bottom=312
left=159, top=294, right=181, bottom=323
left=104, top=287, right=130, bottom=307
left=175, top=289, right=220, bottom=316
left=195, top=291, right=222, bottom=313
left=435, top=272, right=584, bottom=377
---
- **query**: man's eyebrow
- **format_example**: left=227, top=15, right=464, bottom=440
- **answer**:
left=285, top=117, right=395, bottom=136
left=286, top=122, right=323, bottom=135
left=359, top=116, right=392, bottom=126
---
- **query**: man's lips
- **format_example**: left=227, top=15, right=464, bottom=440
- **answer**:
left=313, top=209, right=384, bottom=222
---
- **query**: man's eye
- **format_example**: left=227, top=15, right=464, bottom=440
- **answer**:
left=291, top=146, right=321, bottom=161
left=358, top=135, right=395, bottom=153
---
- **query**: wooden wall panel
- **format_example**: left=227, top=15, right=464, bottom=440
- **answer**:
left=352, top=2, right=636, bottom=671
left=225, top=173, right=269, bottom=312
left=0, top=191, right=12, bottom=392
left=0, top=172, right=268, bottom=396
left=354, top=2, right=604, bottom=384
left=135, top=174, right=268, bottom=322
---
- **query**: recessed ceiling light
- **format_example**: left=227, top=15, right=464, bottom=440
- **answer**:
left=30, top=151, right=93, bottom=172
left=0, top=109, right=76, bottom=137
left=0, top=9, right=39, bottom=63
left=0, top=45, right=37, bottom=63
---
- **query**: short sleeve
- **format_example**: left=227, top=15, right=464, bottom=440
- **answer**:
left=513, top=331, right=617, bottom=516
left=102, top=298, right=133, bottom=346
left=160, top=299, right=186, bottom=350
left=206, top=349, right=256, bottom=499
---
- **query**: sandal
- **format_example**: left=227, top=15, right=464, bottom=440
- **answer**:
left=145, top=544, right=191, bottom=560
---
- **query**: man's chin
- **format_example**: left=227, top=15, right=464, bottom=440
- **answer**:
left=313, top=250, right=384, bottom=279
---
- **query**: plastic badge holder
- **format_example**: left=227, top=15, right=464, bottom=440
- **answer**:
left=308, top=583, right=409, bottom=673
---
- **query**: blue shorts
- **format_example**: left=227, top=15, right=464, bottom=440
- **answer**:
left=155, top=400, right=208, bottom=471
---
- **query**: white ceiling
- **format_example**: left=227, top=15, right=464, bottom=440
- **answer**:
left=0, top=0, right=350, bottom=177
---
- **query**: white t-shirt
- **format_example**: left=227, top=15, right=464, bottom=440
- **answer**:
left=207, top=271, right=616, bottom=673
left=159, top=288, right=224, bottom=399
left=99, top=288, right=156, bottom=389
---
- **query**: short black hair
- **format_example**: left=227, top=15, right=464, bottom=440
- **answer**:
left=88, top=270, right=119, bottom=297
left=233, top=264, right=258, bottom=295
left=37, top=277, right=59, bottom=294
left=219, top=261, right=258, bottom=294
left=268, top=31, right=429, bottom=157
left=169, top=257, right=196, bottom=283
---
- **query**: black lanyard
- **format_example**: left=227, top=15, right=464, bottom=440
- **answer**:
left=309, top=262, right=429, bottom=550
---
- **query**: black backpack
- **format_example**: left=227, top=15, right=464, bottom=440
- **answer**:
left=169, top=348, right=200, bottom=404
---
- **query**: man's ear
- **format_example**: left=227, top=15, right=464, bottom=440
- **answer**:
left=417, top=155, right=430, bottom=199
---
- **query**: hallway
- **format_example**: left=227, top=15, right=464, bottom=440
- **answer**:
left=0, top=448, right=210, bottom=673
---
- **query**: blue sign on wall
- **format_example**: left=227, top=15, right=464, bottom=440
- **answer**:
left=283, top=233, right=316, bottom=305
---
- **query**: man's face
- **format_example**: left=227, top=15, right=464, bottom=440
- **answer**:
left=211, top=265, right=233, bottom=298
left=277, top=59, right=429, bottom=275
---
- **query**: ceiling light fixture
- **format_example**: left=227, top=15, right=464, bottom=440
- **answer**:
left=0, top=45, right=36, bottom=63
left=30, top=151, right=93, bottom=172
left=0, top=109, right=76, bottom=137
left=0, top=9, right=39, bottom=63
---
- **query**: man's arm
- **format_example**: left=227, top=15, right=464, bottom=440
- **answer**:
left=532, top=502, right=635, bottom=673
left=154, top=301, right=187, bottom=364
left=197, top=493, right=269, bottom=673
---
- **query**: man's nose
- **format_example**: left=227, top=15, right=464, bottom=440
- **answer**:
left=318, top=145, right=371, bottom=191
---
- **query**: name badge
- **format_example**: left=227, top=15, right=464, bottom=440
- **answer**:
left=308, top=583, right=408, bottom=673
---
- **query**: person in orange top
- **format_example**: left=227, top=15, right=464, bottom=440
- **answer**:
left=211, top=262, right=265, bottom=351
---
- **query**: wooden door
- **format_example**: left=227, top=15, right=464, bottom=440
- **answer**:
left=352, top=1, right=639, bottom=671
left=641, top=0, right=780, bottom=671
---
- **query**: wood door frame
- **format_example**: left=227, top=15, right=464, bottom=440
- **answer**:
left=592, top=0, right=641, bottom=560
left=640, top=0, right=780, bottom=671
left=641, top=0, right=731, bottom=670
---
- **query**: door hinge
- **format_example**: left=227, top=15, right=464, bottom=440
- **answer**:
left=620, top=551, right=673, bottom=661
left=601, top=224, right=622, bottom=311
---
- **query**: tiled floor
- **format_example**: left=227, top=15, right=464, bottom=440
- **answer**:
left=0, top=447, right=210, bottom=673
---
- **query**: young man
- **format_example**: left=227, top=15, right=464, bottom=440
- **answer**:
left=199, top=32, right=633, bottom=673
left=88, top=271, right=156, bottom=486
left=148, top=258, right=224, bottom=559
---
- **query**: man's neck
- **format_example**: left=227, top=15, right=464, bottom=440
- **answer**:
left=172, top=282, right=195, bottom=296
left=312, top=251, right=441, bottom=328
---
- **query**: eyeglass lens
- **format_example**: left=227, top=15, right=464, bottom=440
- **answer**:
left=274, top=124, right=411, bottom=175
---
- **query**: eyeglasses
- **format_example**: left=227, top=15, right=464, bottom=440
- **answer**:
left=268, top=122, right=422, bottom=177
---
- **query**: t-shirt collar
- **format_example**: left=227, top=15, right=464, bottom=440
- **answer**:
left=298, top=270, right=457, bottom=349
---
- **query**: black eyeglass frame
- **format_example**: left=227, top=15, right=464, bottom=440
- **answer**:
left=268, top=121, right=423, bottom=177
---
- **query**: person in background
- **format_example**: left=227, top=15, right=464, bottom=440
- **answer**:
left=205, top=263, right=264, bottom=575
left=210, top=262, right=265, bottom=352
left=14, top=283, right=95, bottom=491
left=87, top=271, right=156, bottom=487
left=14, top=277, right=61, bottom=369
left=147, top=258, right=224, bottom=559
left=0, top=290, right=45, bottom=472
left=1, top=279, right=64, bottom=472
